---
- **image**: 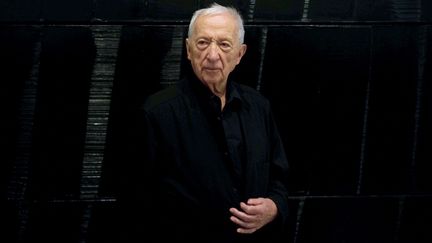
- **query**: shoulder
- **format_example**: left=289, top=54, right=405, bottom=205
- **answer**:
left=143, top=85, right=180, bottom=111
left=142, top=79, right=196, bottom=121
left=234, top=82, right=271, bottom=109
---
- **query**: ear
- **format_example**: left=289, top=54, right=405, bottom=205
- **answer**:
left=185, top=38, right=191, bottom=60
left=236, top=44, right=247, bottom=65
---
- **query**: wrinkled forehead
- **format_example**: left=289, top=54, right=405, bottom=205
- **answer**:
left=192, top=13, right=239, bottom=38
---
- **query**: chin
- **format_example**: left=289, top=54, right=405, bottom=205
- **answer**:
left=203, top=77, right=223, bottom=85
left=202, top=73, right=224, bottom=83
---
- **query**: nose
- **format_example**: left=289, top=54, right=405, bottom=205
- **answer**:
left=206, top=42, right=220, bottom=61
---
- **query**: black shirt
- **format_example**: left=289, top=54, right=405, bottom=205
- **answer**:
left=137, top=75, right=289, bottom=242
left=202, top=79, right=246, bottom=198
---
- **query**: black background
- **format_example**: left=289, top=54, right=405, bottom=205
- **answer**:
left=1, top=0, right=432, bottom=242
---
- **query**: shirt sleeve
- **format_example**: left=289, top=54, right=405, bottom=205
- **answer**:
left=267, top=107, right=290, bottom=225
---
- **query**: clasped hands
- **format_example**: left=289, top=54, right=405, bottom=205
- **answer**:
left=229, top=197, right=278, bottom=234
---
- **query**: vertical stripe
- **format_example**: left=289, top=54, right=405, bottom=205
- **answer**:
left=293, top=198, right=306, bottom=243
left=247, top=0, right=256, bottom=21
left=356, top=27, right=374, bottom=195
left=80, top=26, right=121, bottom=199
left=160, top=26, right=184, bottom=88
left=7, top=27, right=42, bottom=241
left=79, top=204, right=93, bottom=243
left=256, top=27, right=267, bottom=92
left=393, top=196, right=406, bottom=241
left=302, top=0, right=311, bottom=21
left=409, top=26, right=427, bottom=190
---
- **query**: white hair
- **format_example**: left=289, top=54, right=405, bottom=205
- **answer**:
left=188, top=2, right=245, bottom=44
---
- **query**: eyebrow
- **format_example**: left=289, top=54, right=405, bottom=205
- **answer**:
left=195, top=36, right=234, bottom=42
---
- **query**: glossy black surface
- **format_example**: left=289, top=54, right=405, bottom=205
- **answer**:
left=29, top=27, right=95, bottom=200
left=2, top=0, right=432, bottom=242
left=298, top=197, right=399, bottom=243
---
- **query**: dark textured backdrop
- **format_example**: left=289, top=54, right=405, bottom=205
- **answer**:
left=1, top=0, right=432, bottom=242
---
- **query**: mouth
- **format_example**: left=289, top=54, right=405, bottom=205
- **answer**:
left=203, top=67, right=220, bottom=72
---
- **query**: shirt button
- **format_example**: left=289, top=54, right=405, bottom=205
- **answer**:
left=223, top=151, right=228, bottom=156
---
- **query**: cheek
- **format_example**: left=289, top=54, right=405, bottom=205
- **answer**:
left=194, top=53, right=208, bottom=64
left=225, top=56, right=238, bottom=69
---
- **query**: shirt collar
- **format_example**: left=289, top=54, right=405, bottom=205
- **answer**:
left=189, top=75, right=243, bottom=110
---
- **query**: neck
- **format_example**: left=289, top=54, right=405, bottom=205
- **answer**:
left=207, top=83, right=226, bottom=111
left=207, top=82, right=226, bottom=96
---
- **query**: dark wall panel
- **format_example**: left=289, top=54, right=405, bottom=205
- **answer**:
left=0, top=0, right=41, bottom=22
left=4, top=199, right=20, bottom=243
left=95, top=0, right=147, bottom=21
left=314, top=26, right=371, bottom=195
left=254, top=0, right=304, bottom=21
left=260, top=27, right=319, bottom=195
left=0, top=27, right=38, bottom=198
left=308, top=0, right=395, bottom=21
left=363, top=26, right=421, bottom=194
left=424, top=1, right=432, bottom=21
left=3, top=0, right=432, bottom=23
left=2, top=1, right=432, bottom=243
left=100, top=26, right=183, bottom=197
left=260, top=26, right=371, bottom=195
left=147, top=0, right=197, bottom=20
left=86, top=202, right=122, bottom=243
left=24, top=202, right=84, bottom=243
left=230, top=26, right=262, bottom=88
left=29, top=27, right=95, bottom=200
left=298, top=197, right=399, bottom=243
left=41, top=0, right=93, bottom=22
left=415, top=26, right=432, bottom=194
left=398, top=197, right=432, bottom=243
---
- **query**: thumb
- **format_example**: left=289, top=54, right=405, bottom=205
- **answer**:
left=246, top=197, right=263, bottom=205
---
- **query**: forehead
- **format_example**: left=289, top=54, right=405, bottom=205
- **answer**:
left=193, top=13, right=238, bottom=39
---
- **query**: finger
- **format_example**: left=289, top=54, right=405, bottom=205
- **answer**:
left=230, top=215, right=257, bottom=229
left=229, top=207, right=254, bottom=222
left=229, top=207, right=243, bottom=217
left=240, top=201, right=260, bottom=215
left=237, top=227, right=258, bottom=234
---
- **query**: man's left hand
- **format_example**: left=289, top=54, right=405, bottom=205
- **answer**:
left=229, top=197, right=278, bottom=234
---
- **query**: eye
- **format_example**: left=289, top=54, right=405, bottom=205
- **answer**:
left=196, top=39, right=210, bottom=49
left=219, top=41, right=233, bottom=51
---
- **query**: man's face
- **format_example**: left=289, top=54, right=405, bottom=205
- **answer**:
left=186, top=12, right=247, bottom=87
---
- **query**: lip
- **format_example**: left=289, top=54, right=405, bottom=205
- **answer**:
left=203, top=67, right=220, bottom=71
